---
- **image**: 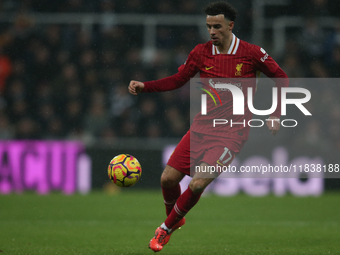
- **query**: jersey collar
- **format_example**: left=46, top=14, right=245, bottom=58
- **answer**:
left=212, top=33, right=240, bottom=55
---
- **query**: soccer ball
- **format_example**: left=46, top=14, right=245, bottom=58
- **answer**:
left=108, top=154, right=142, bottom=187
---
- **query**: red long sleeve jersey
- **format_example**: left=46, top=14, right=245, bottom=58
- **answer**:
left=143, top=34, right=289, bottom=141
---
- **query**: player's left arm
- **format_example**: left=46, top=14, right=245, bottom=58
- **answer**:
left=251, top=45, right=289, bottom=135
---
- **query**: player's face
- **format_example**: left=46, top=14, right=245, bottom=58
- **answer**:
left=206, top=14, right=233, bottom=46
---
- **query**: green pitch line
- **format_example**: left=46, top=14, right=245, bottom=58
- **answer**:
left=0, top=191, right=339, bottom=255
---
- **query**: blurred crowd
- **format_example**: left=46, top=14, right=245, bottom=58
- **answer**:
left=0, top=0, right=339, bottom=152
left=0, top=0, right=206, bottom=14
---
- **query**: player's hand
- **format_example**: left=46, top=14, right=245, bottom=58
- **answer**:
left=266, top=116, right=280, bottom=136
left=128, top=80, right=144, bottom=95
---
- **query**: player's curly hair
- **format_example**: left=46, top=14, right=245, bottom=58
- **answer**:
left=204, top=1, right=237, bottom=21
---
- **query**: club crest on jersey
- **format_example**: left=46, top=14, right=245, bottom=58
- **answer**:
left=235, top=63, right=243, bottom=76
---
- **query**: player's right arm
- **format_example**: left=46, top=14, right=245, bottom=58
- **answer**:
left=128, top=45, right=201, bottom=95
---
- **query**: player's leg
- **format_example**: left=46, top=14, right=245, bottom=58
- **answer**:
left=149, top=170, right=187, bottom=252
left=161, top=131, right=191, bottom=216
left=150, top=137, right=239, bottom=251
left=149, top=162, right=211, bottom=253
left=162, top=145, right=237, bottom=232
left=163, top=162, right=214, bottom=230
left=160, top=165, right=185, bottom=216
left=149, top=132, right=190, bottom=252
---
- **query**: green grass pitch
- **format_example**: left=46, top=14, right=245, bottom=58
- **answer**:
left=1, top=190, right=339, bottom=255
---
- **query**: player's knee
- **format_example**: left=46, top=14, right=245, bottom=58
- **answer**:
left=160, top=170, right=177, bottom=188
left=189, top=179, right=208, bottom=193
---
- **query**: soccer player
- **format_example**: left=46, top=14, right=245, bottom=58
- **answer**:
left=128, top=1, right=288, bottom=252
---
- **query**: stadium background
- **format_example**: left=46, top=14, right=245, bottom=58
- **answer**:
left=1, top=1, right=340, bottom=255
left=0, top=0, right=339, bottom=193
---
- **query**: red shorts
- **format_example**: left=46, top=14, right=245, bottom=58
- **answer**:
left=167, top=130, right=245, bottom=176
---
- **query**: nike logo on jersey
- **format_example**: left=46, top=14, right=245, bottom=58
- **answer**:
left=205, top=66, right=214, bottom=70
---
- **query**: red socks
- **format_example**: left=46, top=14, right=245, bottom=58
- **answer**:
left=162, top=184, right=181, bottom=216
left=164, top=187, right=202, bottom=229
